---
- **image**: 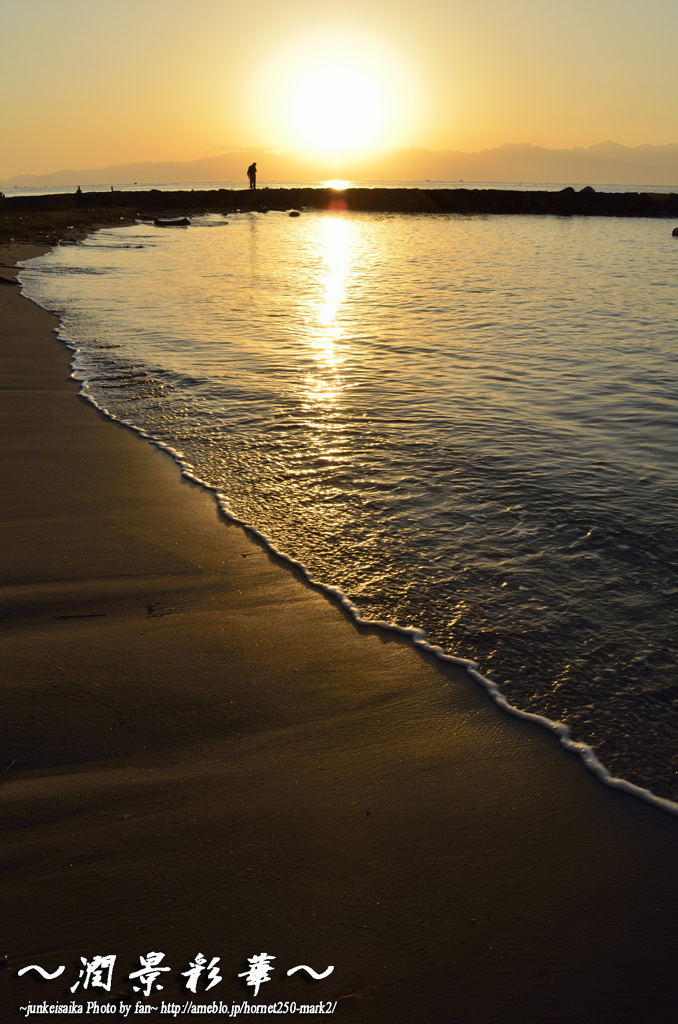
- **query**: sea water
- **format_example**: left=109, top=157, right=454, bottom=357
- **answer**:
left=18, top=208, right=678, bottom=805
left=6, top=180, right=678, bottom=198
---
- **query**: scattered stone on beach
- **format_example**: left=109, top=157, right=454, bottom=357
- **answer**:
left=288, top=210, right=301, bottom=217
left=672, top=226, right=678, bottom=236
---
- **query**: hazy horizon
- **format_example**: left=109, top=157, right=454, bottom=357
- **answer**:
left=4, top=141, right=678, bottom=190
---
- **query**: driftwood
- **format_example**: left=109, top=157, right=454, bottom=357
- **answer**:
left=0, top=759, right=17, bottom=787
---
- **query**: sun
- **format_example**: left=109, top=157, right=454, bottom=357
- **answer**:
left=253, top=29, right=422, bottom=157
left=289, top=62, right=385, bottom=153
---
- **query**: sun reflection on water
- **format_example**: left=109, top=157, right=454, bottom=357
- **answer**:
left=301, top=215, right=355, bottom=463
left=303, top=375, right=343, bottom=408
left=311, top=215, right=352, bottom=366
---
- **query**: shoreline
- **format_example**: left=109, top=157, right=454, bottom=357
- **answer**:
left=20, top=226, right=678, bottom=821
left=4, top=243, right=678, bottom=1021
left=71, top=350, right=678, bottom=824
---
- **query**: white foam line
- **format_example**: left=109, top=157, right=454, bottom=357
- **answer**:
left=17, top=259, right=678, bottom=821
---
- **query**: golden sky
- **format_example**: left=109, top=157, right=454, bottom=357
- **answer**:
left=2, top=0, right=677, bottom=179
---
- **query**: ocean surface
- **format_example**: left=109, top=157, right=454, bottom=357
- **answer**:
left=18, top=202, right=678, bottom=807
left=5, top=179, right=678, bottom=198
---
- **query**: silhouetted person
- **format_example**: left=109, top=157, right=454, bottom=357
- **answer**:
left=247, top=162, right=257, bottom=190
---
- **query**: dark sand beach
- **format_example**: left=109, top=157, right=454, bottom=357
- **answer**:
left=3, top=240, right=678, bottom=1023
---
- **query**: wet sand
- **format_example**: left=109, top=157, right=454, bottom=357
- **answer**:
left=2, top=242, right=678, bottom=1023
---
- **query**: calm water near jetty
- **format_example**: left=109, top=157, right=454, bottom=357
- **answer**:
left=19, top=209, right=678, bottom=803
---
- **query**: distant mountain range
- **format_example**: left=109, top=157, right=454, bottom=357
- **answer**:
left=4, top=142, right=678, bottom=188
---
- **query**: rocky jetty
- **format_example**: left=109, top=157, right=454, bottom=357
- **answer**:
left=3, top=186, right=678, bottom=244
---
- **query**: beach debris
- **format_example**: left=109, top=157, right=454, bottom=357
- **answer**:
left=146, top=603, right=174, bottom=617
left=672, top=226, right=678, bottom=236
left=0, top=759, right=17, bottom=787
left=52, top=612, right=107, bottom=619
left=288, top=210, right=301, bottom=217
left=154, top=217, right=190, bottom=227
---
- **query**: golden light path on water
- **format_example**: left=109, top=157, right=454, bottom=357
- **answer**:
left=315, top=217, right=350, bottom=357
left=304, top=217, right=352, bottom=462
